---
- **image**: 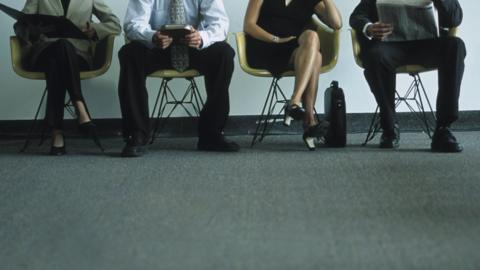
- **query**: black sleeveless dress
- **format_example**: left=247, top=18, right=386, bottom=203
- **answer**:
left=246, top=0, right=321, bottom=77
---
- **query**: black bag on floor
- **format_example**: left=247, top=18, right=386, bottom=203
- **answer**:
left=324, top=81, right=347, bottom=147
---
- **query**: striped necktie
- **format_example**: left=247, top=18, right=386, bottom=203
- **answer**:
left=61, top=0, right=70, bottom=16
left=169, top=0, right=189, bottom=72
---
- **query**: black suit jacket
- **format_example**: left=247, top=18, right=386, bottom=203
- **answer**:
left=349, top=0, right=463, bottom=55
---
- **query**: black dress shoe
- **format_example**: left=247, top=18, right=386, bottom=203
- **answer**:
left=197, top=136, right=240, bottom=152
left=50, top=145, right=66, bottom=156
left=302, top=121, right=330, bottom=151
left=431, top=126, right=463, bottom=153
left=379, top=125, right=400, bottom=149
left=121, top=132, right=147, bottom=158
left=79, top=121, right=104, bottom=152
left=284, top=103, right=305, bottom=126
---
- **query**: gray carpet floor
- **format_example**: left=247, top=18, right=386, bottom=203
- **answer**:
left=1, top=132, right=479, bottom=270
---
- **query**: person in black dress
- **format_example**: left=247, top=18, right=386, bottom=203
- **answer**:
left=244, top=0, right=342, bottom=150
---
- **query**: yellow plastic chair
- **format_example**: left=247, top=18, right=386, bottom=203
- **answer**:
left=124, top=38, right=204, bottom=144
left=350, top=28, right=458, bottom=145
left=10, top=35, right=116, bottom=152
left=235, top=17, right=340, bottom=146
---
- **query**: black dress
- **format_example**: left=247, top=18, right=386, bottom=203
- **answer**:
left=246, top=0, right=321, bottom=77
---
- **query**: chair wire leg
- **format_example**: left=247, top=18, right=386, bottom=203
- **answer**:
left=150, top=79, right=168, bottom=144
left=176, top=84, right=195, bottom=117
left=191, top=78, right=205, bottom=107
left=412, top=75, right=431, bottom=137
left=362, top=106, right=381, bottom=146
left=251, top=78, right=276, bottom=147
left=259, top=78, right=279, bottom=142
left=20, top=87, right=48, bottom=153
left=190, top=79, right=203, bottom=116
left=416, top=74, right=436, bottom=138
left=402, top=74, right=435, bottom=138
left=65, top=99, right=76, bottom=118
left=260, top=80, right=283, bottom=141
left=154, top=83, right=183, bottom=142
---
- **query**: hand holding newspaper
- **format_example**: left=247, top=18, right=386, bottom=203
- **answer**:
left=376, top=0, right=439, bottom=42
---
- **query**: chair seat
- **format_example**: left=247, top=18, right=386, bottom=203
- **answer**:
left=148, top=69, right=201, bottom=78
left=235, top=18, right=339, bottom=79
left=238, top=63, right=295, bottom=78
left=396, top=65, right=436, bottom=74
left=10, top=36, right=115, bottom=81
left=350, top=29, right=444, bottom=75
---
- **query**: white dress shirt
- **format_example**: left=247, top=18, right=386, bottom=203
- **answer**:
left=124, top=0, right=229, bottom=49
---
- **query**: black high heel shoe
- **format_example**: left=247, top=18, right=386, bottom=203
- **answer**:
left=302, top=121, right=330, bottom=151
left=284, top=104, right=305, bottom=126
left=78, top=121, right=105, bottom=152
left=50, top=145, right=66, bottom=156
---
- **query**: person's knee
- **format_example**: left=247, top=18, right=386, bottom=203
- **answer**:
left=316, top=52, right=323, bottom=66
left=362, top=44, right=390, bottom=69
left=118, top=41, right=147, bottom=65
left=211, top=42, right=235, bottom=60
left=300, top=30, right=320, bottom=48
left=443, top=36, right=466, bottom=58
left=51, top=39, right=75, bottom=58
left=205, top=42, right=235, bottom=71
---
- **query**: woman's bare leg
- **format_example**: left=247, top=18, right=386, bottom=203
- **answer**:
left=302, top=51, right=323, bottom=128
left=289, top=30, right=321, bottom=106
left=52, top=129, right=64, bottom=147
left=75, top=101, right=91, bottom=124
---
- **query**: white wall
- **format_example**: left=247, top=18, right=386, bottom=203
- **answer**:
left=0, top=0, right=478, bottom=120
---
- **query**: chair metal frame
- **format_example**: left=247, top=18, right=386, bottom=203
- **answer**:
left=362, top=71, right=436, bottom=145
left=251, top=76, right=290, bottom=146
left=10, top=35, right=116, bottom=152
left=147, top=69, right=204, bottom=144
left=123, top=38, right=205, bottom=144
left=235, top=18, right=340, bottom=147
left=350, top=28, right=457, bottom=146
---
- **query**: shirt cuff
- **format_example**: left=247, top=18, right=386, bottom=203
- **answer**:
left=144, top=30, right=157, bottom=46
left=362, top=22, right=373, bottom=40
left=198, top=30, right=209, bottom=50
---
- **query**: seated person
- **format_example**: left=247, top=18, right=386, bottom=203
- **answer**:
left=244, top=0, right=342, bottom=150
left=350, top=0, right=466, bottom=152
left=15, top=0, right=121, bottom=155
left=119, top=0, right=239, bottom=157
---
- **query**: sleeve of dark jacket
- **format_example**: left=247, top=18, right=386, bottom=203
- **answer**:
left=349, top=0, right=377, bottom=34
left=433, top=0, right=463, bottom=28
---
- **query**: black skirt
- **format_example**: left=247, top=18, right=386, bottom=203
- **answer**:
left=246, top=35, right=298, bottom=78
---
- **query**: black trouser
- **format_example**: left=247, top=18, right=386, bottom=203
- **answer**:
left=32, top=39, right=90, bottom=130
left=118, top=41, right=235, bottom=140
left=361, top=36, right=466, bottom=135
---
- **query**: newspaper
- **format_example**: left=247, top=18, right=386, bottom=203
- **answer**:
left=377, top=0, right=439, bottom=42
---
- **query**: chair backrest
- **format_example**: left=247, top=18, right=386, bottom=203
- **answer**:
left=10, top=37, right=44, bottom=80
left=349, top=29, right=363, bottom=68
left=235, top=17, right=340, bottom=77
left=311, top=16, right=340, bottom=74
left=349, top=28, right=458, bottom=74
left=10, top=35, right=116, bottom=80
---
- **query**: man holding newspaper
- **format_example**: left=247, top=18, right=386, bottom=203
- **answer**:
left=350, top=0, right=466, bottom=152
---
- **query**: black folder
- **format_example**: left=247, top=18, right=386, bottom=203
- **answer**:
left=160, top=24, right=194, bottom=39
left=0, top=2, right=88, bottom=40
